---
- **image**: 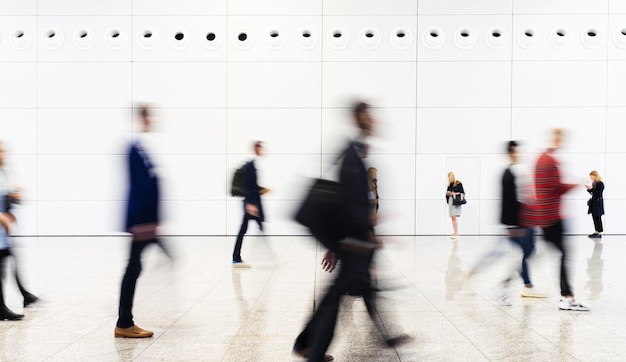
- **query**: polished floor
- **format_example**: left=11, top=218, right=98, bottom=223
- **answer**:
left=0, top=234, right=623, bottom=361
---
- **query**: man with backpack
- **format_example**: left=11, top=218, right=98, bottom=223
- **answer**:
left=232, top=141, right=270, bottom=268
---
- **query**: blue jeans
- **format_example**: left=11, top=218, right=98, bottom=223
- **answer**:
left=509, top=227, right=535, bottom=286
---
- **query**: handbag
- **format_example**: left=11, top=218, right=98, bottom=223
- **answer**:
left=295, top=178, right=346, bottom=249
left=453, top=193, right=467, bottom=206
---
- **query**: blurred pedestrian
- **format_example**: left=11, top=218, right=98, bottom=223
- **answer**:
left=532, top=129, right=590, bottom=311
left=586, top=170, right=604, bottom=239
left=293, top=102, right=408, bottom=362
left=446, top=172, right=465, bottom=239
left=232, top=141, right=270, bottom=268
left=0, top=142, right=38, bottom=321
left=115, top=105, right=161, bottom=338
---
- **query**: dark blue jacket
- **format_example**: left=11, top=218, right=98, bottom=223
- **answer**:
left=244, top=159, right=264, bottom=222
left=125, top=141, right=160, bottom=230
left=339, top=142, right=373, bottom=241
left=587, top=181, right=604, bottom=216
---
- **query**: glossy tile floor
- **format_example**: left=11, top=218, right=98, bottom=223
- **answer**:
left=0, top=234, right=623, bottom=361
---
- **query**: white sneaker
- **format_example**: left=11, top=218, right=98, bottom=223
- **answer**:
left=558, top=298, right=591, bottom=311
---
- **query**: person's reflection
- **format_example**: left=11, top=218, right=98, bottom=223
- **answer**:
left=585, top=242, right=604, bottom=300
left=231, top=270, right=250, bottom=319
left=445, top=240, right=463, bottom=300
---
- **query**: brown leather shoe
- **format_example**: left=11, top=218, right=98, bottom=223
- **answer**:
left=114, top=325, right=154, bottom=338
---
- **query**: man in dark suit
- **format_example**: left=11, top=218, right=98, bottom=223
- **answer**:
left=115, top=106, right=160, bottom=338
left=293, top=102, right=407, bottom=362
left=232, top=141, right=269, bottom=268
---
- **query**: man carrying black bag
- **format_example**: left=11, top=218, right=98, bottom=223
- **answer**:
left=293, top=102, right=409, bottom=361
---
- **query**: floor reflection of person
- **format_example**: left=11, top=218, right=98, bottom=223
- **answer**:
left=445, top=240, right=463, bottom=300
left=585, top=242, right=604, bottom=300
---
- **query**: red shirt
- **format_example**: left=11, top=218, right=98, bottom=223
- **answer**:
left=523, top=149, right=575, bottom=228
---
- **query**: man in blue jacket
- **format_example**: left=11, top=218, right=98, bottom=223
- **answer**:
left=115, top=106, right=159, bottom=338
left=232, top=141, right=269, bottom=268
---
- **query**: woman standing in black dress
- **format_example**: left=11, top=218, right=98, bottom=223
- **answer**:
left=586, top=170, right=604, bottom=239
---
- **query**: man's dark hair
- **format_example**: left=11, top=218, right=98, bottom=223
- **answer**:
left=353, top=101, right=369, bottom=116
left=138, top=105, right=150, bottom=118
left=254, top=140, right=263, bottom=149
left=507, top=140, right=519, bottom=154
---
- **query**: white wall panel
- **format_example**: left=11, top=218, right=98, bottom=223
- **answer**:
left=608, top=61, right=626, bottom=106
left=415, top=155, right=446, bottom=200
left=417, top=62, right=511, bottom=108
left=0, top=1, right=35, bottom=15
left=133, top=62, right=226, bottom=108
left=10, top=202, right=37, bottom=236
left=227, top=109, right=321, bottom=155
left=143, top=108, right=227, bottom=155
left=479, top=199, right=502, bottom=235
left=513, top=0, right=608, bottom=14
left=323, top=62, right=416, bottom=108
left=160, top=200, right=227, bottom=236
left=415, top=200, right=446, bottom=235
left=37, top=0, right=130, bottom=15
left=5, top=155, right=38, bottom=201
left=511, top=108, right=606, bottom=154
left=37, top=201, right=125, bottom=235
left=132, top=16, right=226, bottom=62
left=158, top=155, right=226, bottom=201
left=228, top=62, right=321, bottom=108
left=604, top=153, right=626, bottom=199
left=375, top=200, right=415, bottom=235
left=229, top=0, right=321, bottom=15
left=0, top=109, right=36, bottom=155
left=369, top=108, right=417, bottom=155
left=419, top=0, right=511, bottom=15
left=606, top=107, right=626, bottom=153
left=512, top=61, right=606, bottom=107
left=480, top=154, right=510, bottom=201
left=38, top=62, right=130, bottom=108
left=446, top=157, right=481, bottom=199
left=133, top=0, right=227, bottom=16
left=367, top=154, right=416, bottom=200
left=38, top=109, right=131, bottom=155
left=418, top=15, right=512, bottom=62
left=0, top=63, right=36, bottom=108
left=417, top=108, right=511, bottom=154
left=37, top=155, right=126, bottom=201
left=324, top=0, right=416, bottom=15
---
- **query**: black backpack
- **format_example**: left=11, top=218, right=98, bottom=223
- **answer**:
left=231, top=162, right=250, bottom=197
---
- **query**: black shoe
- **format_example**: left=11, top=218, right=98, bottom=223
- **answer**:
left=590, top=234, right=602, bottom=239
left=385, top=334, right=412, bottom=347
left=23, top=293, right=39, bottom=307
left=0, top=309, right=24, bottom=321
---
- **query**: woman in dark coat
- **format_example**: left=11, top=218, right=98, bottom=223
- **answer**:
left=586, top=170, right=604, bottom=239
left=446, top=172, right=465, bottom=239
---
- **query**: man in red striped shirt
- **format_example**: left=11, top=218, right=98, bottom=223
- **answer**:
left=533, top=129, right=590, bottom=311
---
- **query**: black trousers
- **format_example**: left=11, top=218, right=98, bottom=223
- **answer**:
left=117, top=239, right=155, bottom=328
left=541, top=220, right=572, bottom=297
left=294, top=250, right=387, bottom=362
left=592, top=215, right=603, bottom=233
left=0, top=248, right=31, bottom=310
left=232, top=213, right=263, bottom=262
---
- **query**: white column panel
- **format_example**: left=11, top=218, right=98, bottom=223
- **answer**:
left=37, top=155, right=126, bottom=201
left=160, top=200, right=227, bottom=236
left=415, top=154, right=446, bottom=199
left=608, top=61, right=626, bottom=106
left=132, top=62, right=227, bottom=108
left=38, top=108, right=131, bottom=155
left=0, top=109, right=37, bottom=155
left=512, top=61, right=607, bottom=107
left=227, top=109, right=321, bottom=155
left=38, top=62, right=131, bottom=108
left=158, top=155, right=227, bottom=201
left=606, top=107, right=626, bottom=152
left=375, top=200, right=415, bottom=235
left=37, top=200, right=126, bottom=235
left=133, top=0, right=227, bottom=16
left=323, top=62, right=416, bottom=108
left=0, top=1, right=35, bottom=15
left=0, top=63, right=36, bottom=108
left=417, top=108, right=511, bottom=154
left=513, top=0, right=608, bottom=14
left=415, top=200, right=447, bottom=235
left=37, top=0, right=130, bottom=15
left=417, top=62, right=511, bottom=108
left=419, top=0, right=511, bottom=15
left=511, top=107, right=606, bottom=154
left=228, top=62, right=321, bottom=108
left=228, top=0, right=321, bottom=15
left=324, top=0, right=417, bottom=15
